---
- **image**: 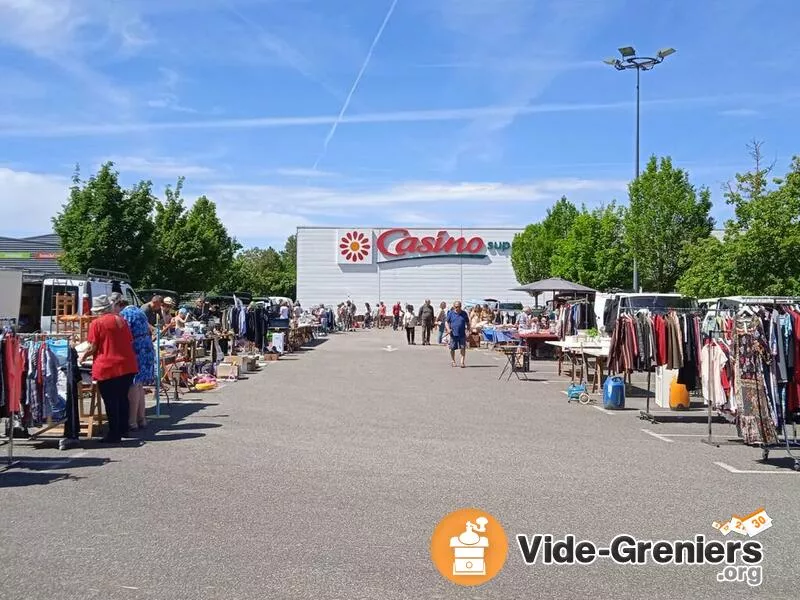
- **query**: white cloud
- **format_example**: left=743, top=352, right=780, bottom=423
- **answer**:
left=0, top=167, right=69, bottom=236
left=2, top=92, right=783, bottom=137
left=146, top=67, right=199, bottom=113
left=273, top=168, right=338, bottom=178
left=432, top=0, right=625, bottom=167
left=0, top=164, right=625, bottom=247
left=0, top=0, right=146, bottom=111
left=215, top=208, right=313, bottom=242
left=206, top=177, right=626, bottom=213
left=719, top=108, right=760, bottom=117
left=103, top=156, right=216, bottom=178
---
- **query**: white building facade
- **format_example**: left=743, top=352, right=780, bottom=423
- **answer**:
left=296, top=227, right=531, bottom=307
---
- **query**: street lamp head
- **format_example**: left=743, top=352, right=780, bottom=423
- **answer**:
left=657, top=47, right=676, bottom=59
left=618, top=46, right=636, bottom=58
left=603, top=57, right=619, bottom=67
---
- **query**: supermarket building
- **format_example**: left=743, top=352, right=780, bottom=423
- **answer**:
left=296, top=227, right=531, bottom=307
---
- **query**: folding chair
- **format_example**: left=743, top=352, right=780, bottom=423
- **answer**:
left=498, top=341, right=530, bottom=381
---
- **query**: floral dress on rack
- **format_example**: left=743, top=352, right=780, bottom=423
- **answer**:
left=120, top=306, right=155, bottom=386
left=734, top=316, right=778, bottom=446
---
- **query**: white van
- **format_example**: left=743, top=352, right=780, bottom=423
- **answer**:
left=0, top=268, right=140, bottom=333
left=596, top=292, right=697, bottom=334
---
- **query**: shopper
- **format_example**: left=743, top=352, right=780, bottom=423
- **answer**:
left=517, top=306, right=534, bottom=330
left=118, top=296, right=154, bottom=431
left=446, top=300, right=469, bottom=368
left=392, top=301, right=402, bottom=330
left=403, top=304, right=417, bottom=345
left=162, top=296, right=176, bottom=324
left=436, top=301, right=448, bottom=344
left=418, top=299, right=435, bottom=345
left=279, top=301, right=290, bottom=320
left=364, top=302, right=373, bottom=328
left=79, top=294, right=139, bottom=443
left=140, top=295, right=163, bottom=331
left=378, top=302, right=387, bottom=328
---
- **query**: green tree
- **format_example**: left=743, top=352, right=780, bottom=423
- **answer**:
left=675, top=236, right=737, bottom=298
left=147, top=180, right=239, bottom=293
left=279, top=234, right=297, bottom=299
left=220, top=238, right=296, bottom=298
left=52, top=162, right=155, bottom=284
left=511, top=196, right=578, bottom=283
left=624, top=156, right=713, bottom=292
left=551, top=203, right=631, bottom=291
left=722, top=144, right=800, bottom=295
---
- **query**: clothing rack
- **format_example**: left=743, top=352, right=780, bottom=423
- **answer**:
left=614, top=307, right=704, bottom=424
left=1, top=332, right=77, bottom=466
left=700, top=298, right=800, bottom=471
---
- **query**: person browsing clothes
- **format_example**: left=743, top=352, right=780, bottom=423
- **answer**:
left=79, top=294, right=139, bottom=443
left=446, top=300, right=469, bottom=368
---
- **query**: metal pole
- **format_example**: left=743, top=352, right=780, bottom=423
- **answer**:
left=632, top=65, right=641, bottom=293
left=151, top=314, right=169, bottom=419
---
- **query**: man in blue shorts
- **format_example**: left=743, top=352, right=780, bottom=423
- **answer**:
left=445, top=300, right=469, bottom=368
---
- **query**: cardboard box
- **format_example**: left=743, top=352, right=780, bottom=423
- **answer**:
left=262, top=353, right=278, bottom=361
left=223, top=355, right=250, bottom=373
left=216, top=363, right=239, bottom=379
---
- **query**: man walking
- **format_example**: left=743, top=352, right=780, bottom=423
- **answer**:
left=418, top=299, right=435, bottom=345
left=392, top=301, right=402, bottom=331
left=445, top=300, right=469, bottom=368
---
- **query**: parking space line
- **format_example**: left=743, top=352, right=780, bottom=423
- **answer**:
left=592, top=406, right=619, bottom=415
left=641, top=428, right=675, bottom=443
left=714, top=461, right=799, bottom=475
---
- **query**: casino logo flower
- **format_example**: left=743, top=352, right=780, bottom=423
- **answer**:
left=339, top=231, right=371, bottom=262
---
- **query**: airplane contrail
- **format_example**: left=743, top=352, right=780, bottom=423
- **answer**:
left=312, top=0, right=399, bottom=171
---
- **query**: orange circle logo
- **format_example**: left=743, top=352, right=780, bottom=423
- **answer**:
left=430, top=508, right=508, bottom=586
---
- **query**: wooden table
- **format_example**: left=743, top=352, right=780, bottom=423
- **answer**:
left=516, top=331, right=560, bottom=358
left=580, top=347, right=609, bottom=393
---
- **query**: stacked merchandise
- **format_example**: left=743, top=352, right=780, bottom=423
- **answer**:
left=608, top=310, right=702, bottom=391
left=700, top=304, right=800, bottom=446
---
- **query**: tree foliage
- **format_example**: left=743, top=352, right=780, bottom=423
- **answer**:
left=624, top=156, right=714, bottom=292
left=52, top=163, right=297, bottom=297
left=551, top=203, right=632, bottom=291
left=511, top=196, right=578, bottom=284
left=145, top=179, right=239, bottom=294
left=221, top=235, right=297, bottom=298
left=677, top=143, right=800, bottom=297
left=53, top=162, right=156, bottom=283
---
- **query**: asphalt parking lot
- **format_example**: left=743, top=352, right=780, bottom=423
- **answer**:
left=1, top=328, right=797, bottom=599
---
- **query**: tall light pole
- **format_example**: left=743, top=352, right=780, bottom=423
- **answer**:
left=604, top=46, right=675, bottom=293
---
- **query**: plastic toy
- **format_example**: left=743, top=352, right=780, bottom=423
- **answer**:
left=567, top=382, right=591, bottom=405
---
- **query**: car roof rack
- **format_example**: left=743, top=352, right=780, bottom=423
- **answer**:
left=86, top=268, right=131, bottom=282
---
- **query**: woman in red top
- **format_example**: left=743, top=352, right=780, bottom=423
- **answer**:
left=80, top=294, right=139, bottom=443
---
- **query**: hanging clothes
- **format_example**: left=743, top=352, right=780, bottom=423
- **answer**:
left=733, top=315, right=779, bottom=446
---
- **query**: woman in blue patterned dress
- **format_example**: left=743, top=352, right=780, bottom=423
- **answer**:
left=119, top=299, right=155, bottom=430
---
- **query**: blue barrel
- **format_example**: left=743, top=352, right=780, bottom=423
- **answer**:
left=603, top=376, right=626, bottom=410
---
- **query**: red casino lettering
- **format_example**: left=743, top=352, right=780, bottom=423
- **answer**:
left=376, top=228, right=486, bottom=258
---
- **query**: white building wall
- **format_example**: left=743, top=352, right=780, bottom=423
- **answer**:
left=297, top=227, right=532, bottom=308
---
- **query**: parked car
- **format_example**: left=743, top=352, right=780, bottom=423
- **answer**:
left=497, top=302, right=523, bottom=324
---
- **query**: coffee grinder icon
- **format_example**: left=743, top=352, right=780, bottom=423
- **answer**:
left=449, top=516, right=489, bottom=576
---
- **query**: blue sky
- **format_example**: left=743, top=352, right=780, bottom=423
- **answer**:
left=1, top=0, right=798, bottom=249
